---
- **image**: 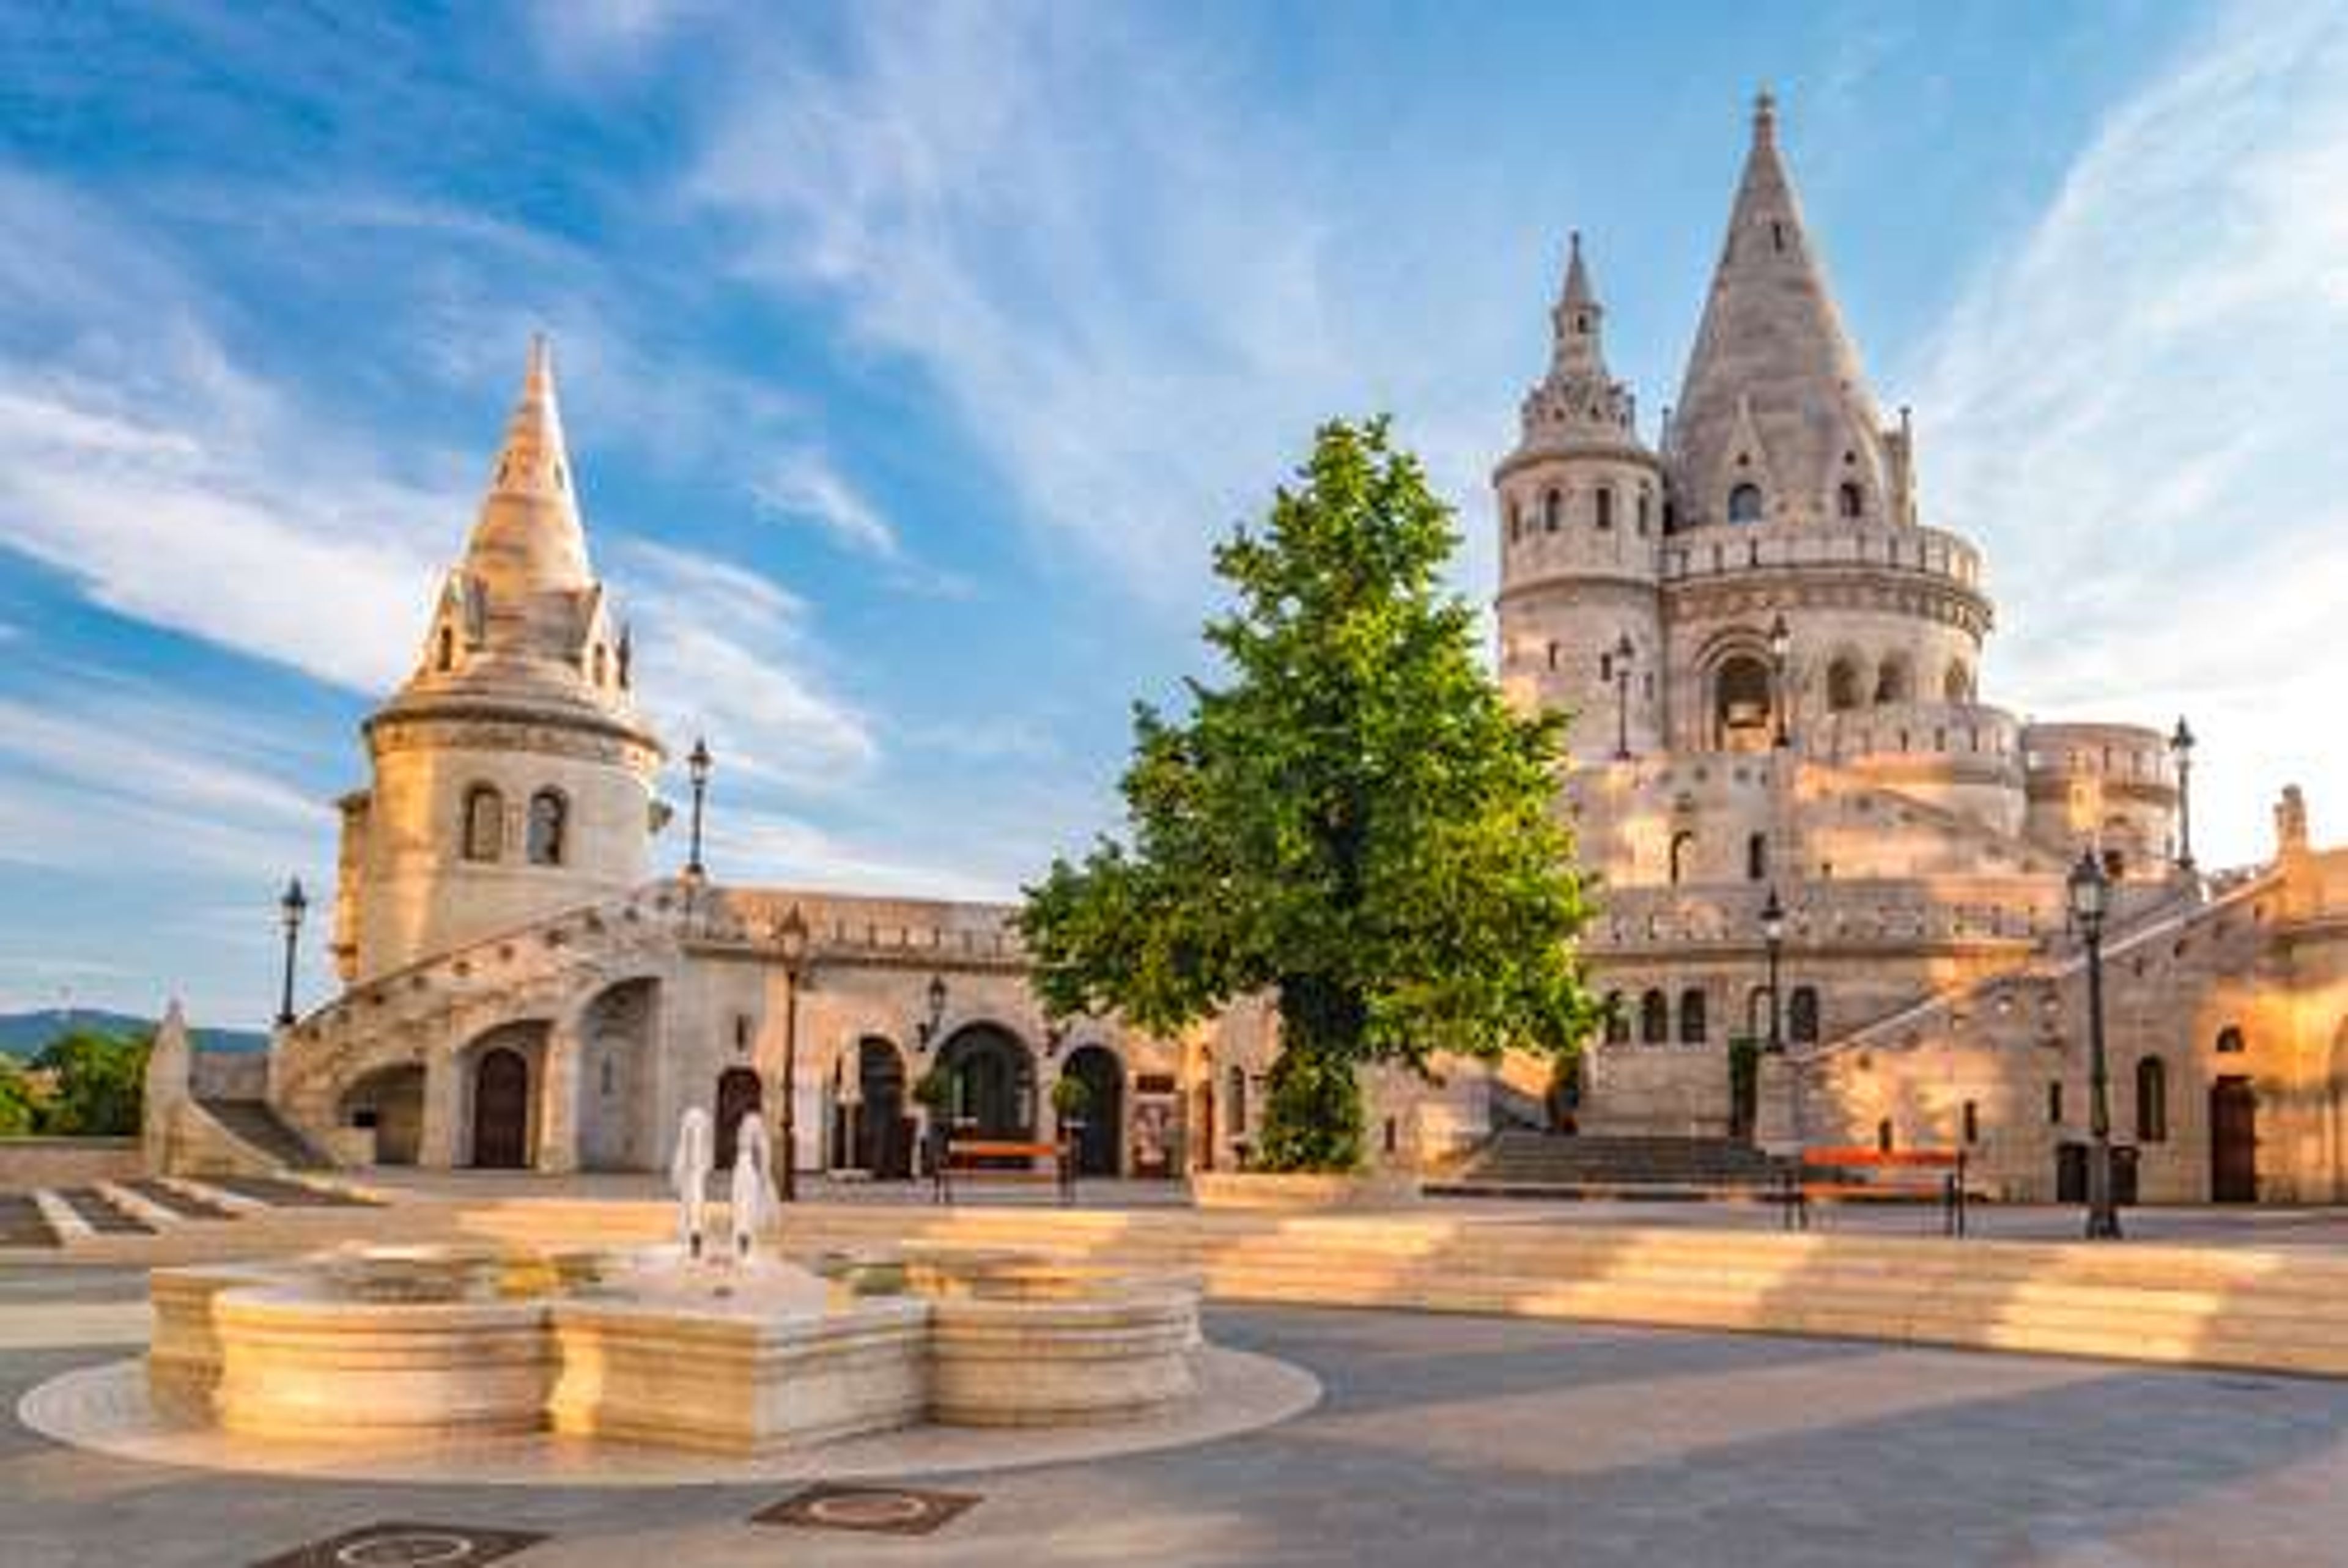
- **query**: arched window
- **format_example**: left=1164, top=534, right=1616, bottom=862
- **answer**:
left=1678, top=988, right=1708, bottom=1045
left=1713, top=654, right=1773, bottom=748
left=1837, top=481, right=1864, bottom=520
left=1542, top=488, right=1562, bottom=532
left=1788, top=985, right=1820, bottom=1043
left=1669, top=830, right=1696, bottom=886
left=436, top=625, right=456, bottom=672
left=1603, top=992, right=1629, bottom=1045
left=2135, top=1058, right=2168, bottom=1143
left=1962, top=1100, right=1979, bottom=1145
left=462, top=785, right=504, bottom=863
left=1636, top=488, right=1652, bottom=535
left=592, top=644, right=608, bottom=686
left=1593, top=487, right=1615, bottom=531
left=1727, top=482, right=1764, bottom=524
left=1639, top=990, right=1669, bottom=1044
left=526, top=789, right=567, bottom=866
left=1875, top=655, right=1913, bottom=705
left=2215, top=1025, right=2246, bottom=1055
left=1508, top=499, right=1522, bottom=543
left=1746, top=833, right=1768, bottom=882
left=1827, top=656, right=1863, bottom=713
left=1546, top=641, right=1560, bottom=671
left=1944, top=660, right=1973, bottom=702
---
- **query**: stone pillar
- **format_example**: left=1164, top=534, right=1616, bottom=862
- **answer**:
left=418, top=1052, right=463, bottom=1168
left=142, top=1000, right=193, bottom=1176
left=537, top=1020, right=583, bottom=1175
left=1754, top=1052, right=1800, bottom=1154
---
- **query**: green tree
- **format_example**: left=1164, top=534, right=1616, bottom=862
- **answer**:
left=1021, top=418, right=1602, bottom=1171
left=0, top=1059, right=42, bottom=1136
left=33, top=1028, right=148, bottom=1136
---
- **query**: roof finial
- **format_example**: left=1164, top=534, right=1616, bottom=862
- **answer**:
left=1754, top=88, right=1778, bottom=145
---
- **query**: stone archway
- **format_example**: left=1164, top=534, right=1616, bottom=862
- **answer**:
left=1060, top=1045, right=1124, bottom=1177
left=1713, top=653, right=1773, bottom=751
left=339, top=1064, right=424, bottom=1166
left=472, top=1047, right=531, bottom=1170
left=714, top=1067, right=764, bottom=1171
left=578, top=979, right=659, bottom=1173
left=936, top=1023, right=1035, bottom=1141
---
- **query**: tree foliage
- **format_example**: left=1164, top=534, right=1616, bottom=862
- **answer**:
left=1020, top=418, right=1602, bottom=1169
left=29, top=1028, right=149, bottom=1136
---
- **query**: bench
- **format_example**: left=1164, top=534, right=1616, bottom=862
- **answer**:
left=1777, top=1146, right=1970, bottom=1235
left=934, top=1136, right=1074, bottom=1206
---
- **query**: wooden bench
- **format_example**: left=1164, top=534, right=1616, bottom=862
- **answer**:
left=1777, top=1146, right=1970, bottom=1235
left=934, top=1136, right=1074, bottom=1205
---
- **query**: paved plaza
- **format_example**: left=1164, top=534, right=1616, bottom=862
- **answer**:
left=9, top=1258, right=2348, bottom=1566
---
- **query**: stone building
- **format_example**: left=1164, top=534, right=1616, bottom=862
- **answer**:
left=249, top=97, right=2348, bottom=1202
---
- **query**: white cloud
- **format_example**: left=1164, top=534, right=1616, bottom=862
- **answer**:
left=1907, top=1, right=2348, bottom=866
left=751, top=447, right=901, bottom=560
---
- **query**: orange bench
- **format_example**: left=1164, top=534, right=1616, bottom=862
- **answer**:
left=1778, top=1146, right=1970, bottom=1235
left=936, top=1136, right=1074, bottom=1205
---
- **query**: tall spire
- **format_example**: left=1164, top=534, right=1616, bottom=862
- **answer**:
left=463, top=335, right=593, bottom=598
left=1514, top=230, right=1639, bottom=452
left=1669, top=93, right=1889, bottom=529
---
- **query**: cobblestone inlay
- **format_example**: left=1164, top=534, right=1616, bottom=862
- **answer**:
left=246, top=1520, right=546, bottom=1567
left=753, top=1482, right=980, bottom=1536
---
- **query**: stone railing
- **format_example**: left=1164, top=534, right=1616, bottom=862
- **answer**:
left=1586, top=880, right=2064, bottom=954
left=1659, top=524, right=1982, bottom=591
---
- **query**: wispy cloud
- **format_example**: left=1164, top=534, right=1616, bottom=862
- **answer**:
left=751, top=447, right=901, bottom=560
left=1908, top=1, right=2348, bottom=865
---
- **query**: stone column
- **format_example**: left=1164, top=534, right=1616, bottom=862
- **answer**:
left=536, top=1019, right=584, bottom=1175
left=1753, top=1053, right=1799, bottom=1154
left=418, top=1051, right=463, bottom=1168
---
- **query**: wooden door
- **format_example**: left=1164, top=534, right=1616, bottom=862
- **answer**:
left=472, top=1048, right=530, bottom=1169
left=2210, top=1077, right=2258, bottom=1202
left=715, top=1068, right=764, bottom=1170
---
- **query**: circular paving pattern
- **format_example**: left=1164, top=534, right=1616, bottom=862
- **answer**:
left=17, top=1345, right=1320, bottom=1489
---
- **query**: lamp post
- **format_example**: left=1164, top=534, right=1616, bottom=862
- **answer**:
left=1768, top=613, right=1792, bottom=749
left=1612, top=633, right=1636, bottom=761
left=2069, top=850, right=2122, bottom=1240
left=685, top=737, right=712, bottom=880
left=2169, top=717, right=2196, bottom=873
left=773, top=902, right=810, bottom=1203
left=1759, top=886, right=1786, bottom=1055
left=275, top=877, right=308, bottom=1028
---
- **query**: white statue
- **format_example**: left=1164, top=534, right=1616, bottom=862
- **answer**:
left=670, top=1108, right=713, bottom=1261
left=729, top=1112, right=773, bottom=1264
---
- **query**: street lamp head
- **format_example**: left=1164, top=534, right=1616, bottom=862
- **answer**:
left=280, top=875, right=308, bottom=929
left=2169, top=716, right=2195, bottom=760
left=2067, top=848, right=2111, bottom=932
left=1759, top=885, right=1786, bottom=944
left=687, top=737, right=713, bottom=787
left=1768, top=613, right=1791, bottom=662
left=775, top=902, right=810, bottom=967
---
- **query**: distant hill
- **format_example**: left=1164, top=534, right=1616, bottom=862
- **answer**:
left=0, top=1009, right=270, bottom=1057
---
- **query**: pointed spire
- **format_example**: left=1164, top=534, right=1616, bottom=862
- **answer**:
left=462, top=336, right=593, bottom=598
left=1671, top=95, right=1887, bottom=529
left=1560, top=230, right=1597, bottom=313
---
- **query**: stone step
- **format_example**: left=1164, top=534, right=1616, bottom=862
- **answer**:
left=193, top=1098, right=332, bottom=1171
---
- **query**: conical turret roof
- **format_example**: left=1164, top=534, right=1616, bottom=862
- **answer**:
left=1504, top=232, right=1648, bottom=465
left=460, top=336, right=594, bottom=598
left=1669, top=94, right=1889, bottom=528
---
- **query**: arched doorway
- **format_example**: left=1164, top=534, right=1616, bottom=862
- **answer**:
left=340, top=1064, right=424, bottom=1166
left=1713, top=653, right=1773, bottom=751
left=2211, top=1076, right=2258, bottom=1202
left=1060, top=1045, right=1124, bottom=1177
left=851, top=1037, right=910, bottom=1179
left=715, top=1067, right=764, bottom=1171
left=472, top=1048, right=531, bottom=1169
left=580, top=980, right=658, bottom=1172
left=936, top=1024, right=1035, bottom=1140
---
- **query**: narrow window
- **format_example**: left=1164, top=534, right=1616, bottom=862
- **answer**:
left=1603, top=992, right=1630, bottom=1045
left=1727, top=482, right=1763, bottom=525
left=1636, top=489, right=1652, bottom=535
left=1962, top=1100, right=1979, bottom=1145
left=462, top=785, right=504, bottom=863
left=1599, top=651, right=1614, bottom=683
left=1543, top=488, right=1562, bottom=533
left=2216, top=1026, right=2246, bottom=1055
left=1508, top=499, right=1522, bottom=543
left=1669, top=830, right=1695, bottom=886
left=1594, top=487, right=1615, bottom=531
left=1788, top=985, right=1820, bottom=1044
left=2048, top=1081, right=2064, bottom=1124
left=1876, top=1118, right=1894, bottom=1153
left=592, top=644, right=608, bottom=686
left=1228, top=1066, right=1248, bottom=1138
left=437, top=625, right=455, bottom=672
left=1678, top=988, right=1707, bottom=1045
left=1837, top=480, right=1863, bottom=520
left=526, top=789, right=567, bottom=866
left=1546, top=641, right=1560, bottom=671
left=2135, top=1058, right=2168, bottom=1143
left=1640, top=990, right=1669, bottom=1044
left=1746, top=833, right=1768, bottom=883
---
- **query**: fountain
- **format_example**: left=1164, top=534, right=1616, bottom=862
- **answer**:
left=135, top=1110, right=1214, bottom=1457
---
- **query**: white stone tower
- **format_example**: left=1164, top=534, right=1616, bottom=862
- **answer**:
left=1494, top=234, right=1666, bottom=763
left=330, top=340, right=664, bottom=982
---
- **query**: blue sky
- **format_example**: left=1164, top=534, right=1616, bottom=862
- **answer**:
left=3, top=1, right=2345, bottom=1028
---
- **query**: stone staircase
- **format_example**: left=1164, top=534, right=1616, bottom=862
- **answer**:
left=1427, top=1132, right=1782, bottom=1200
left=193, top=1098, right=331, bottom=1171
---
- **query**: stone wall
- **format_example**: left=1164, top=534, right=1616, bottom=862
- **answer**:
left=0, top=1137, right=141, bottom=1188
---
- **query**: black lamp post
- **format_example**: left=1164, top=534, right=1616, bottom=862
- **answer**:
left=1612, top=633, right=1636, bottom=761
left=1768, top=613, right=1793, bottom=749
left=2069, top=850, right=2122, bottom=1240
left=275, top=876, right=308, bottom=1028
left=774, top=902, right=809, bottom=1204
left=1759, top=885, right=1786, bottom=1055
left=2169, top=717, right=2196, bottom=873
left=685, top=738, right=713, bottom=880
